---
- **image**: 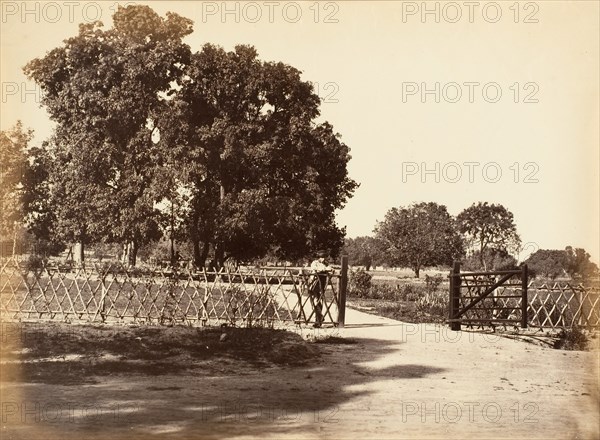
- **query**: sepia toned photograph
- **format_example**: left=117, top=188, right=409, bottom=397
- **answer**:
left=1, top=1, right=599, bottom=439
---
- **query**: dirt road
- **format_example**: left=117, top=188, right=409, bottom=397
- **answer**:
left=2, top=308, right=599, bottom=439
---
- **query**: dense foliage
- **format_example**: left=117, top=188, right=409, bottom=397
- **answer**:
left=457, top=202, right=521, bottom=270
left=18, top=5, right=356, bottom=267
left=374, top=202, right=464, bottom=278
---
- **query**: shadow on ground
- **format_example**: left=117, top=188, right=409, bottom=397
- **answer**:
left=1, top=322, right=446, bottom=439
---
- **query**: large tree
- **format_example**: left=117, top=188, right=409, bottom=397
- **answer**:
left=374, top=202, right=464, bottom=278
left=24, top=5, right=194, bottom=265
left=23, top=5, right=356, bottom=267
left=457, top=202, right=521, bottom=270
left=158, top=44, right=357, bottom=267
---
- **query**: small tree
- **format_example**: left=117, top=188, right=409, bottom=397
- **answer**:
left=375, top=202, right=464, bottom=278
left=457, top=202, right=521, bottom=270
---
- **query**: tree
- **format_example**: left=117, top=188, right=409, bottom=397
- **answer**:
left=462, top=248, right=518, bottom=272
left=24, top=5, right=194, bottom=265
left=0, top=122, right=31, bottom=254
left=21, top=141, right=65, bottom=257
left=158, top=44, right=357, bottom=267
left=343, top=236, right=385, bottom=271
left=23, top=5, right=357, bottom=267
left=374, top=202, right=464, bottom=278
left=457, top=202, right=521, bottom=270
left=564, top=247, right=599, bottom=281
left=524, top=249, right=568, bottom=280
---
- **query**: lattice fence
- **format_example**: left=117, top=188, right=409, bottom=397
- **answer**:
left=527, top=282, right=600, bottom=329
left=456, top=279, right=599, bottom=331
left=0, top=259, right=344, bottom=328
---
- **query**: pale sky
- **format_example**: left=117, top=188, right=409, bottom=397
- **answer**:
left=1, top=1, right=599, bottom=262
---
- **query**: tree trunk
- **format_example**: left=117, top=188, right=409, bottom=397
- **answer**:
left=170, top=201, right=175, bottom=266
left=74, top=242, right=85, bottom=266
left=200, top=241, right=210, bottom=269
left=121, top=243, right=128, bottom=265
left=414, top=266, right=420, bottom=278
left=192, top=238, right=201, bottom=268
left=215, top=243, right=225, bottom=269
left=214, top=184, right=226, bottom=268
left=128, top=241, right=138, bottom=267
left=170, top=237, right=175, bottom=267
left=12, top=224, right=17, bottom=257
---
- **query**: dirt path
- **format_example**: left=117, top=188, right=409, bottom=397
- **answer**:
left=2, top=309, right=599, bottom=439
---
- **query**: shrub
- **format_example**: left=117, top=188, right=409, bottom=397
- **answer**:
left=424, top=274, right=445, bottom=294
left=553, top=327, right=589, bottom=351
left=416, top=290, right=448, bottom=320
left=397, top=284, right=423, bottom=302
left=24, top=254, right=47, bottom=271
left=349, top=269, right=372, bottom=297
left=369, top=284, right=399, bottom=301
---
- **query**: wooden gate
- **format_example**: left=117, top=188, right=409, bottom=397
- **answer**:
left=448, top=262, right=528, bottom=331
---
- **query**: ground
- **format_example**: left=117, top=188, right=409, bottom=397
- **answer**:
left=1, top=308, right=599, bottom=440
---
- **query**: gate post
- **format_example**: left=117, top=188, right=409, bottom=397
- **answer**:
left=449, top=261, right=461, bottom=331
left=337, top=255, right=348, bottom=327
left=521, top=264, right=528, bottom=328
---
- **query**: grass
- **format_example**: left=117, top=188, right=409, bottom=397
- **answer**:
left=346, top=268, right=450, bottom=324
left=0, top=322, right=322, bottom=384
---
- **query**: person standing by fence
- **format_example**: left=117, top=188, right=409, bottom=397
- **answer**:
left=309, top=250, right=333, bottom=327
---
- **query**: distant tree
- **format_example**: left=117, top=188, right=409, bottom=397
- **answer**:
left=343, top=236, right=384, bottom=271
left=565, top=247, right=599, bottom=281
left=457, top=202, right=521, bottom=270
left=524, top=249, right=568, bottom=280
left=374, top=202, right=464, bottom=278
left=0, top=122, right=32, bottom=254
left=462, top=249, right=518, bottom=272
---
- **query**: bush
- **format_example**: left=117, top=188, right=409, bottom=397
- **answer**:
left=424, top=274, right=444, bottom=294
left=369, top=284, right=399, bottom=300
left=24, top=254, right=47, bottom=270
left=397, top=283, right=423, bottom=302
left=349, top=269, right=372, bottom=297
left=415, top=290, right=448, bottom=320
left=553, top=327, right=589, bottom=351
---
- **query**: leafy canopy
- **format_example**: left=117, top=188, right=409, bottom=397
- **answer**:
left=457, top=202, right=521, bottom=270
left=375, top=202, right=464, bottom=277
left=22, top=5, right=357, bottom=266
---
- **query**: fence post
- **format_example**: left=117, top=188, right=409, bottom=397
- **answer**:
left=337, top=255, right=348, bottom=327
left=449, top=261, right=461, bottom=331
left=100, top=273, right=107, bottom=323
left=521, top=264, right=528, bottom=328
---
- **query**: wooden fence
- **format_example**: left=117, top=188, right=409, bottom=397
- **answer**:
left=0, top=258, right=348, bottom=328
left=527, top=282, right=599, bottom=329
left=449, top=263, right=599, bottom=331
